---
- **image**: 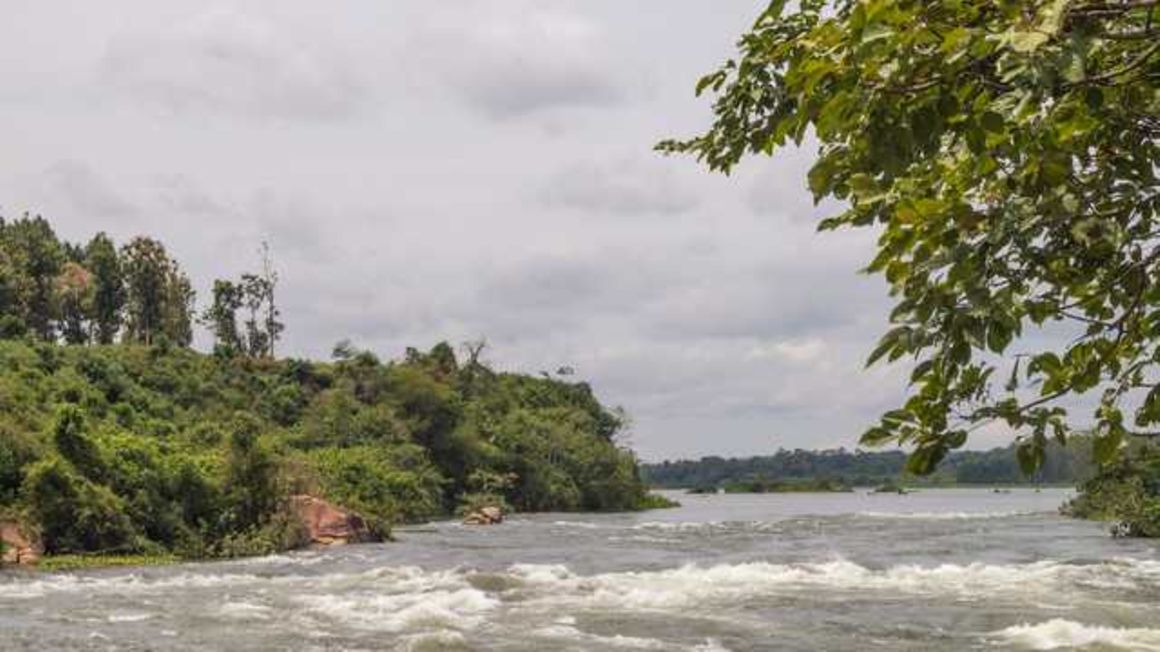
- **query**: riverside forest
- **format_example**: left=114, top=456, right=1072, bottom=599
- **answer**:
left=0, top=216, right=660, bottom=564
left=642, top=442, right=1096, bottom=492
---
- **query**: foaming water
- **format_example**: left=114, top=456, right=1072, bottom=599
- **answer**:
left=856, top=510, right=1036, bottom=520
left=2, top=488, right=1158, bottom=651
left=994, top=619, right=1160, bottom=650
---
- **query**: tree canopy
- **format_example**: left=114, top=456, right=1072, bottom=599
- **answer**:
left=661, top=0, right=1160, bottom=473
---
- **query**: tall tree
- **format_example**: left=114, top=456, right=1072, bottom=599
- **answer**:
left=0, top=242, right=20, bottom=338
left=2, top=215, right=63, bottom=341
left=223, top=412, right=279, bottom=530
left=121, top=237, right=172, bottom=346
left=260, top=242, right=283, bottom=358
left=662, top=0, right=1160, bottom=472
left=203, top=279, right=244, bottom=356
left=56, top=262, right=93, bottom=345
left=162, top=266, right=195, bottom=347
left=240, top=273, right=270, bottom=358
left=85, top=232, right=125, bottom=345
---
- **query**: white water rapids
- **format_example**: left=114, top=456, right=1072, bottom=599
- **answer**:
left=2, top=488, right=1158, bottom=650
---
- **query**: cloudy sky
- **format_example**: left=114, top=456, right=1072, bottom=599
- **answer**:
left=0, top=1, right=1010, bottom=461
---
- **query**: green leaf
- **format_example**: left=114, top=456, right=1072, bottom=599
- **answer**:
left=906, top=445, right=947, bottom=475
left=980, top=111, right=1005, bottom=133
left=1008, top=30, right=1050, bottom=53
left=1006, top=358, right=1021, bottom=392
left=861, top=23, right=895, bottom=44
left=1015, top=443, right=1038, bottom=475
left=860, top=426, right=894, bottom=446
left=987, top=323, right=1012, bottom=354
left=1093, top=427, right=1123, bottom=464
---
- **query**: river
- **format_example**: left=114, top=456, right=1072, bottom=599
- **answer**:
left=2, top=488, right=1159, bottom=650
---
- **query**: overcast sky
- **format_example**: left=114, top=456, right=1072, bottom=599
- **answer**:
left=0, top=1, right=1021, bottom=460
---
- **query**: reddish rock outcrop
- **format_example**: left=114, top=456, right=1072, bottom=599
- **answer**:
left=0, top=521, right=42, bottom=565
left=290, top=495, right=380, bottom=545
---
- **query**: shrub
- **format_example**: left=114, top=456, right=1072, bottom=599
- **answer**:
left=22, top=457, right=136, bottom=554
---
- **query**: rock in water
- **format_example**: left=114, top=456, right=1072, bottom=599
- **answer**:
left=463, top=505, right=504, bottom=525
left=480, top=506, right=504, bottom=523
left=0, top=521, right=42, bottom=565
left=290, top=495, right=380, bottom=545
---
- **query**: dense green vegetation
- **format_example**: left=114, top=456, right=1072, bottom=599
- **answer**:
left=722, top=478, right=853, bottom=494
left=0, top=216, right=656, bottom=562
left=1065, top=442, right=1160, bottom=537
left=643, top=441, right=1093, bottom=491
left=663, top=0, right=1160, bottom=534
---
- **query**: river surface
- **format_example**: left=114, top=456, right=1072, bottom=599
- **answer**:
left=3, top=488, right=1160, bottom=651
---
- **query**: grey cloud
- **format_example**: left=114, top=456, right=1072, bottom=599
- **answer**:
left=538, top=158, right=700, bottom=215
left=41, top=160, right=139, bottom=221
left=480, top=258, right=610, bottom=312
left=151, top=176, right=341, bottom=263
left=154, top=175, right=227, bottom=216
left=100, top=7, right=365, bottom=120
left=418, top=4, right=626, bottom=118
left=745, top=147, right=832, bottom=222
left=248, top=191, right=341, bottom=262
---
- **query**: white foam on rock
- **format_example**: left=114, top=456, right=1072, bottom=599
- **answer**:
left=994, top=618, right=1160, bottom=650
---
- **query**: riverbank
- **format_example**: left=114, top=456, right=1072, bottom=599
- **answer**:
left=3, top=492, right=681, bottom=573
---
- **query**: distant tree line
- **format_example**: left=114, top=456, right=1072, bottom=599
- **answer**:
left=0, top=213, right=281, bottom=355
left=642, top=441, right=1095, bottom=490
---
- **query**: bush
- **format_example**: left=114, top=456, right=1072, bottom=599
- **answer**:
left=307, top=445, right=444, bottom=525
left=222, top=413, right=281, bottom=531
left=637, top=493, right=680, bottom=510
left=1065, top=449, right=1160, bottom=537
left=0, top=424, right=39, bottom=501
left=22, top=457, right=137, bottom=554
left=456, top=492, right=511, bottom=517
left=52, top=405, right=105, bottom=482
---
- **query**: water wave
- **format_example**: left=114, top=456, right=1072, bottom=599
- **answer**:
left=550, top=520, right=602, bottom=529
left=532, top=624, right=671, bottom=649
left=394, top=630, right=470, bottom=651
left=634, top=520, right=727, bottom=531
left=5, top=557, right=1158, bottom=647
left=503, top=558, right=1160, bottom=609
left=106, top=612, right=154, bottom=623
left=857, top=510, right=1039, bottom=521
left=295, top=587, right=498, bottom=633
left=5, top=557, right=1158, bottom=606
left=0, top=570, right=268, bottom=599
left=994, top=618, right=1160, bottom=650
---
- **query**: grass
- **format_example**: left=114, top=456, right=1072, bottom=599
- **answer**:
left=637, top=493, right=681, bottom=509
left=36, top=553, right=182, bottom=572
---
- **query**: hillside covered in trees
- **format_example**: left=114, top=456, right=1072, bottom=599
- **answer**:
left=643, top=442, right=1095, bottom=491
left=0, top=215, right=654, bottom=561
